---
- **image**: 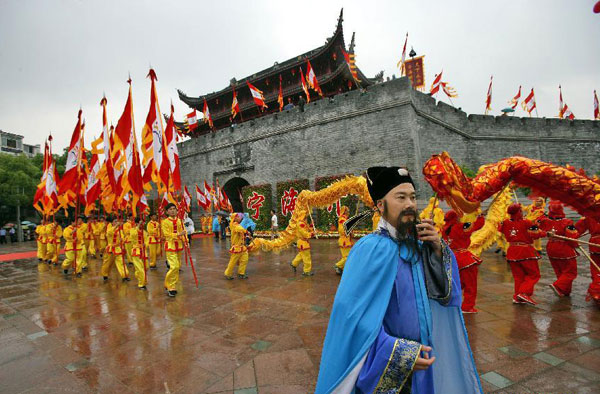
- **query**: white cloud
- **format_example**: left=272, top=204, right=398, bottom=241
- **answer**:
left=0, top=0, right=598, bottom=151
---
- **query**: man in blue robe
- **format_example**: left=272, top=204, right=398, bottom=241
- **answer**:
left=315, top=167, right=482, bottom=394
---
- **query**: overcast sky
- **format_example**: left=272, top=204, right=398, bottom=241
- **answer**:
left=1, top=0, right=599, bottom=152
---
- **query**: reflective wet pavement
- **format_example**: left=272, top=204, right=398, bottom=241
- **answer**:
left=1, top=237, right=599, bottom=393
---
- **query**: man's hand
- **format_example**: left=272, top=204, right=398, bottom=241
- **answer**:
left=417, top=219, right=442, bottom=257
left=414, top=345, right=436, bottom=371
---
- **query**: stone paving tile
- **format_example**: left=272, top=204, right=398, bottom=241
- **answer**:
left=533, top=351, right=565, bottom=366
left=1, top=237, right=599, bottom=393
left=480, top=371, right=513, bottom=389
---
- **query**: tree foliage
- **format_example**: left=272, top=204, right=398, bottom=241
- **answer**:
left=0, top=153, right=43, bottom=224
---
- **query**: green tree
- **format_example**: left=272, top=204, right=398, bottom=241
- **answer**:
left=0, top=153, right=43, bottom=224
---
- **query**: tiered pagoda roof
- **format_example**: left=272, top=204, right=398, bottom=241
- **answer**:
left=176, top=9, right=377, bottom=136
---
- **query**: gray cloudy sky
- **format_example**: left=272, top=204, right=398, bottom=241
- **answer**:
left=1, top=0, right=599, bottom=152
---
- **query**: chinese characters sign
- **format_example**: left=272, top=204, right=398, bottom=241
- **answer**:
left=404, top=56, right=425, bottom=90
left=246, top=191, right=265, bottom=220
left=280, top=187, right=299, bottom=216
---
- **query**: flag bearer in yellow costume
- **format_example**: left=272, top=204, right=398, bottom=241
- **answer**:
left=524, top=197, right=546, bottom=254
left=130, top=217, right=148, bottom=290
left=123, top=214, right=134, bottom=265
left=162, top=203, right=186, bottom=297
left=290, top=218, right=315, bottom=276
left=205, top=214, right=212, bottom=234
left=94, top=216, right=107, bottom=259
left=102, top=216, right=130, bottom=282
left=36, top=218, right=48, bottom=262
left=84, top=216, right=96, bottom=260
left=224, top=213, right=250, bottom=280
left=78, top=218, right=90, bottom=271
left=61, top=216, right=86, bottom=277
left=147, top=213, right=161, bottom=270
left=46, top=218, right=62, bottom=265
left=334, top=206, right=354, bottom=275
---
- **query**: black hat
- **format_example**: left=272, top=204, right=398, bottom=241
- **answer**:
left=165, top=203, right=177, bottom=211
left=366, top=166, right=414, bottom=202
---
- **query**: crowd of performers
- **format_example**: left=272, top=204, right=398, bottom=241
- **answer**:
left=35, top=203, right=188, bottom=297
left=34, top=196, right=600, bottom=308
left=434, top=197, right=600, bottom=312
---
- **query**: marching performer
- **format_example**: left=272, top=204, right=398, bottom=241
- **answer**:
left=123, top=214, right=134, bottom=265
left=498, top=203, right=545, bottom=305
left=130, top=218, right=148, bottom=289
left=290, top=218, right=315, bottom=276
left=539, top=201, right=579, bottom=297
left=93, top=216, right=107, bottom=258
left=443, top=210, right=485, bottom=313
left=61, top=216, right=87, bottom=277
left=35, top=218, right=48, bottom=262
left=146, top=213, right=161, bottom=270
left=45, top=218, right=62, bottom=265
left=101, top=216, right=130, bottom=282
left=334, top=206, right=354, bottom=275
left=224, top=213, right=250, bottom=280
left=575, top=216, right=600, bottom=304
left=162, top=203, right=186, bottom=297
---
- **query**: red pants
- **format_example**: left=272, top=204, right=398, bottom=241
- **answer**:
left=509, top=259, right=540, bottom=297
left=548, top=257, right=578, bottom=296
left=588, top=254, right=600, bottom=300
left=459, top=265, right=478, bottom=310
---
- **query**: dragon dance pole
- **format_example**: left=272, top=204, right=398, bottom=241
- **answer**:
left=577, top=245, right=600, bottom=274
left=429, top=193, right=438, bottom=221
left=550, top=233, right=600, bottom=249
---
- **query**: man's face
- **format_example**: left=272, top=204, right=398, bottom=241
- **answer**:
left=167, top=206, right=178, bottom=217
left=535, top=198, right=544, bottom=207
left=151, top=215, right=157, bottom=221
left=377, top=183, right=417, bottom=228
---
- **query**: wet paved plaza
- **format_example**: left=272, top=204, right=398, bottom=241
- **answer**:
left=0, top=236, right=599, bottom=393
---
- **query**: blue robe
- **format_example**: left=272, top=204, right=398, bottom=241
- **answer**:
left=315, top=227, right=482, bottom=394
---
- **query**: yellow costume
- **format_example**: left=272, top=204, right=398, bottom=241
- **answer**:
left=36, top=224, right=47, bottom=261
left=46, top=223, right=62, bottom=264
left=335, top=210, right=354, bottom=271
left=130, top=226, right=148, bottom=288
left=83, top=221, right=95, bottom=260
left=162, top=217, right=185, bottom=291
left=524, top=200, right=546, bottom=252
left=101, top=223, right=129, bottom=279
left=78, top=224, right=90, bottom=270
left=93, top=221, right=107, bottom=256
left=291, top=221, right=313, bottom=274
left=146, top=220, right=161, bottom=268
left=122, top=220, right=133, bottom=263
left=61, top=224, right=86, bottom=274
left=224, top=217, right=249, bottom=278
left=419, top=197, right=445, bottom=233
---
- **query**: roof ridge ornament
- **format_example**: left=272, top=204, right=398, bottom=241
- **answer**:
left=336, top=8, right=343, bottom=30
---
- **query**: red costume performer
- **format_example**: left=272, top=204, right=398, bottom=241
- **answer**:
left=443, top=210, right=485, bottom=313
left=575, top=216, right=600, bottom=304
left=498, top=203, right=545, bottom=305
left=538, top=202, right=579, bottom=297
